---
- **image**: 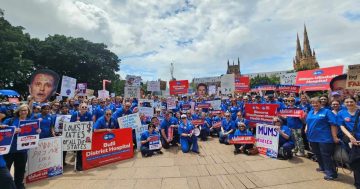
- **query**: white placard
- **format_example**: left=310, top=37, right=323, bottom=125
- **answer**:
left=60, top=76, right=77, bottom=98
left=280, top=73, right=297, bottom=85
left=221, top=74, right=235, bottom=95
left=125, top=87, right=140, bottom=99
left=118, top=113, right=142, bottom=129
left=147, top=81, right=160, bottom=91
left=62, top=121, right=93, bottom=151
left=54, top=115, right=71, bottom=133
left=255, top=123, right=279, bottom=158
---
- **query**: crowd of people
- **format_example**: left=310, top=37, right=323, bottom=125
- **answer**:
left=0, top=78, right=360, bottom=189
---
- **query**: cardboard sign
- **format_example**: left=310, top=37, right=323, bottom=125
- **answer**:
left=54, top=115, right=71, bottom=133
left=277, top=85, right=300, bottom=93
left=192, top=119, right=205, bottom=125
left=169, top=80, right=189, bottom=95
left=0, top=126, right=16, bottom=155
left=26, top=137, right=63, bottom=183
left=77, top=83, right=87, bottom=96
left=278, top=108, right=304, bottom=118
left=235, top=76, right=250, bottom=93
left=60, top=76, right=77, bottom=98
left=82, top=128, right=134, bottom=170
left=147, top=81, right=161, bottom=91
left=228, top=135, right=255, bottom=144
left=245, top=104, right=278, bottom=127
left=124, top=87, right=140, bottom=99
left=280, top=73, right=297, bottom=85
left=136, top=125, right=147, bottom=150
left=295, top=65, right=344, bottom=91
left=149, top=134, right=161, bottom=150
left=139, top=107, right=154, bottom=118
left=256, top=123, right=279, bottom=158
left=17, top=120, right=40, bottom=150
left=125, top=75, right=142, bottom=87
left=62, top=121, right=93, bottom=151
left=86, top=89, right=94, bottom=97
left=166, top=97, right=177, bottom=110
left=346, top=64, right=360, bottom=89
left=221, top=74, right=235, bottom=95
left=118, top=113, right=142, bottom=129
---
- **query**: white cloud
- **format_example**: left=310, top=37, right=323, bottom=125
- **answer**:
left=1, top=0, right=360, bottom=81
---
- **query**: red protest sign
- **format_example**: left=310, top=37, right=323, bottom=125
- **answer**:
left=167, top=127, right=173, bottom=141
left=196, top=103, right=211, bottom=109
left=192, top=119, right=204, bottom=125
left=212, top=122, right=222, bottom=129
left=278, top=108, right=304, bottom=118
left=244, top=104, right=278, bottom=127
left=229, top=136, right=255, bottom=144
left=235, top=76, right=250, bottom=93
left=169, top=80, right=189, bottom=95
left=277, top=85, right=300, bottom=93
left=295, top=65, right=343, bottom=91
left=256, top=85, right=277, bottom=91
left=82, top=128, right=134, bottom=170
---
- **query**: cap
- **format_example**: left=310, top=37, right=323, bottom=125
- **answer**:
left=181, top=114, right=187, bottom=118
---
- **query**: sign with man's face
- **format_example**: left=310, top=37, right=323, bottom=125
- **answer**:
left=29, top=69, right=59, bottom=103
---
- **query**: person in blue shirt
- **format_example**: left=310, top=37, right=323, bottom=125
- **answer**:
left=32, top=103, right=55, bottom=139
left=229, top=100, right=239, bottom=121
left=305, top=97, right=339, bottom=180
left=337, top=96, right=360, bottom=188
left=70, top=103, right=92, bottom=171
left=178, top=114, right=199, bottom=153
left=299, top=94, right=311, bottom=113
left=232, top=122, right=254, bottom=155
left=234, top=111, right=249, bottom=129
left=140, top=123, right=163, bottom=157
left=160, top=111, right=178, bottom=149
left=93, top=109, right=119, bottom=132
left=3, top=104, right=39, bottom=189
left=92, top=99, right=107, bottom=121
left=320, top=95, right=331, bottom=110
left=273, top=117, right=294, bottom=160
left=210, top=111, right=222, bottom=136
left=219, top=112, right=236, bottom=144
left=0, top=153, right=16, bottom=189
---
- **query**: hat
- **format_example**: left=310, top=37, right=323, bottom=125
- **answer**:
left=41, top=103, right=50, bottom=108
left=181, top=114, right=187, bottom=118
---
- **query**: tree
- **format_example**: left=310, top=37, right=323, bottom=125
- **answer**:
left=250, top=74, right=280, bottom=88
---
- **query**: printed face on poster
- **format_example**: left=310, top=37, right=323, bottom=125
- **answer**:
left=77, top=83, right=87, bottom=96
left=196, top=83, right=208, bottom=97
left=26, top=137, right=63, bottom=183
left=17, top=120, right=40, bottom=150
left=60, top=75, right=77, bottom=98
left=29, top=69, right=60, bottom=103
left=126, top=75, right=142, bottom=87
left=256, top=123, right=279, bottom=158
left=62, top=121, right=93, bottom=151
left=0, top=126, right=16, bottom=155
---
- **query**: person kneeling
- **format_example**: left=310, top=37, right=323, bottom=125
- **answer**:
left=233, top=122, right=254, bottom=155
left=273, top=117, right=294, bottom=160
left=179, top=114, right=199, bottom=153
left=140, top=123, right=163, bottom=157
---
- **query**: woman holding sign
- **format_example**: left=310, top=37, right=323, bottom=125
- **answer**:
left=273, top=117, right=294, bottom=160
left=233, top=122, right=254, bottom=155
left=3, top=104, right=37, bottom=189
left=140, top=123, right=163, bottom=157
left=178, top=114, right=199, bottom=153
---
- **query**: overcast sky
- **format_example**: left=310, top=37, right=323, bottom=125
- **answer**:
left=2, top=0, right=360, bottom=81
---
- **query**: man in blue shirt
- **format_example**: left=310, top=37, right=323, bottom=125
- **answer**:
left=160, top=111, right=178, bottom=149
left=219, top=112, right=236, bottom=144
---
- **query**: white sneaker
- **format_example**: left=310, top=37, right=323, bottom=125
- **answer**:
left=296, top=152, right=305, bottom=157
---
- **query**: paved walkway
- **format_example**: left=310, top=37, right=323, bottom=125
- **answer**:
left=27, top=137, right=355, bottom=189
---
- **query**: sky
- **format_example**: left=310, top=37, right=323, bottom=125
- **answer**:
left=1, top=0, right=360, bottom=81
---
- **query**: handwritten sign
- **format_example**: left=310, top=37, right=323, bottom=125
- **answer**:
left=62, top=121, right=93, bottom=151
left=118, top=113, right=142, bottom=129
left=17, top=120, right=40, bottom=150
left=167, top=97, right=177, bottom=110
left=147, top=81, right=160, bottom=91
left=139, top=107, right=154, bottom=118
left=0, top=126, right=16, bottom=155
left=26, top=137, right=63, bottom=183
left=124, top=86, right=140, bottom=99
left=347, top=64, right=360, bottom=89
left=60, top=75, right=77, bottom=98
left=54, top=115, right=71, bottom=133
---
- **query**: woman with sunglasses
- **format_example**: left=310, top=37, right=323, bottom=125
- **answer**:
left=233, top=122, right=254, bottom=155
left=273, top=117, right=294, bottom=160
left=305, top=97, right=339, bottom=180
left=70, top=102, right=93, bottom=171
left=3, top=104, right=39, bottom=189
left=140, top=123, right=163, bottom=157
left=93, top=109, right=119, bottom=132
left=337, top=96, right=360, bottom=188
left=178, top=114, right=199, bottom=153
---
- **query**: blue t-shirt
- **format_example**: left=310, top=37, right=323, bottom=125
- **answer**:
left=140, top=130, right=158, bottom=148
left=70, top=111, right=92, bottom=122
left=306, top=108, right=337, bottom=143
left=0, top=155, right=6, bottom=168
left=234, top=129, right=253, bottom=137
left=112, top=108, right=132, bottom=119
left=93, top=116, right=119, bottom=130
left=235, top=118, right=250, bottom=129
left=337, top=110, right=360, bottom=140
left=178, top=121, right=195, bottom=138
left=221, top=118, right=236, bottom=132
left=229, top=106, right=239, bottom=121
left=160, top=118, right=172, bottom=136
left=285, top=107, right=304, bottom=129
left=32, top=113, right=54, bottom=139
left=279, top=125, right=293, bottom=146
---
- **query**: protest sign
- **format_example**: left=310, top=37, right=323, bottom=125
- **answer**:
left=98, top=90, right=109, bottom=99
left=207, top=100, right=221, bottom=110
left=125, top=75, right=142, bottom=87
left=139, top=99, right=154, bottom=108
left=166, top=97, right=177, bottom=110
left=160, top=80, right=167, bottom=90
left=346, top=64, right=360, bottom=89
left=221, top=74, right=235, bottom=95
left=139, top=107, right=154, bottom=118
left=280, top=73, right=297, bottom=85
left=77, top=83, right=87, bottom=96
left=169, top=80, right=189, bottom=95
left=54, top=115, right=71, bottom=133
left=295, top=65, right=343, bottom=91
left=255, top=85, right=277, bottom=91
left=278, top=108, right=305, bottom=118
left=125, top=86, right=140, bottom=99
left=277, top=85, right=300, bottom=93
left=82, top=128, right=134, bottom=170
left=26, top=137, right=62, bottom=183
left=168, top=127, right=173, bottom=141
left=256, top=123, right=279, bottom=158
left=208, top=85, right=217, bottom=95
left=118, top=113, right=142, bottom=129
left=0, top=126, right=16, bottom=155
left=147, top=81, right=160, bottom=91
left=17, top=120, right=40, bottom=150
left=86, top=89, right=94, bottom=97
left=62, top=121, right=93, bottom=151
left=235, top=76, right=250, bottom=93
left=192, top=119, right=205, bottom=125
left=228, top=135, right=255, bottom=144
left=28, top=69, right=60, bottom=103
left=60, top=76, right=77, bottom=98
left=136, top=125, right=147, bottom=150
left=196, top=103, right=211, bottom=109
left=149, top=134, right=161, bottom=150
left=245, top=104, right=278, bottom=127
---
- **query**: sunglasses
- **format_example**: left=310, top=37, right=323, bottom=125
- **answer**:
left=106, top=113, right=112, bottom=116
left=273, top=120, right=280, bottom=123
left=287, top=100, right=295, bottom=102
left=225, top=115, right=230, bottom=117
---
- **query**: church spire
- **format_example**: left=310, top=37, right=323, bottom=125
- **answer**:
left=303, top=24, right=312, bottom=57
left=296, top=33, right=302, bottom=61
